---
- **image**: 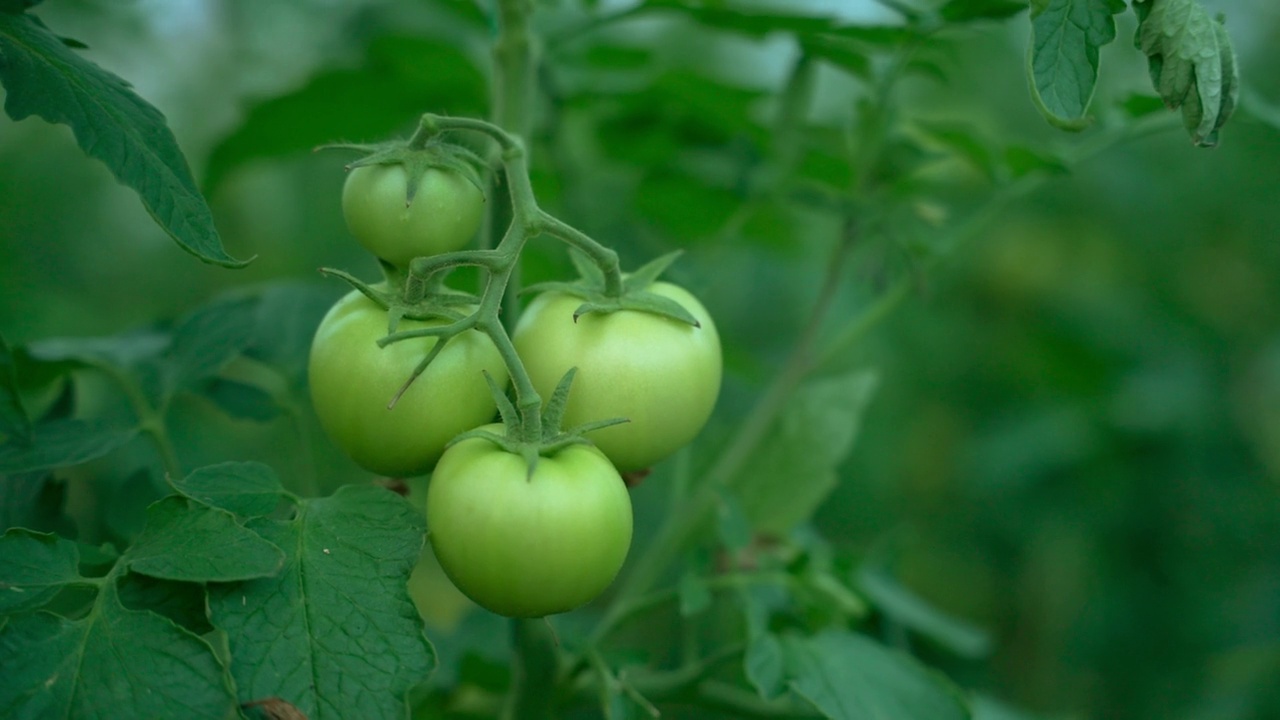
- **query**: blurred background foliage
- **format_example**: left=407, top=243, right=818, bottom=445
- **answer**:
left=2, top=0, right=1279, bottom=718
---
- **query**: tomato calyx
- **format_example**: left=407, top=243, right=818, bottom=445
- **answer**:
left=451, top=367, right=628, bottom=480
left=321, top=137, right=487, bottom=198
left=523, top=250, right=701, bottom=327
left=317, top=268, right=479, bottom=327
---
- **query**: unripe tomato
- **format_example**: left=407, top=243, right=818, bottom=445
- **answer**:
left=341, top=163, right=484, bottom=268
left=427, top=425, right=633, bottom=617
left=308, top=290, right=507, bottom=477
left=512, top=282, right=722, bottom=472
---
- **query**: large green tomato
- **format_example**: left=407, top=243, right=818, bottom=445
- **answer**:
left=308, top=290, right=508, bottom=477
left=341, top=163, right=484, bottom=268
left=512, top=281, right=722, bottom=472
left=427, top=425, right=633, bottom=618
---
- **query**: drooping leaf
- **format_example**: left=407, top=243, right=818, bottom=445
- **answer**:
left=171, top=461, right=288, bottom=519
left=1026, top=0, right=1126, bottom=129
left=0, top=529, right=81, bottom=614
left=205, top=36, right=487, bottom=191
left=125, top=496, right=285, bottom=583
left=781, top=629, right=972, bottom=720
left=858, top=567, right=992, bottom=658
left=0, top=582, right=238, bottom=719
left=1133, top=0, right=1240, bottom=146
left=0, top=418, right=138, bottom=474
left=0, top=12, right=245, bottom=267
left=207, top=485, right=433, bottom=720
left=735, top=371, right=879, bottom=534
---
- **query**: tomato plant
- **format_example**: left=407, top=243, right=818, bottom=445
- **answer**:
left=513, top=281, right=722, bottom=472
left=426, top=424, right=633, bottom=618
left=342, top=162, right=484, bottom=268
left=308, top=288, right=508, bottom=477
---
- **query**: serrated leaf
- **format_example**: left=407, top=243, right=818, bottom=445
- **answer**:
left=165, top=296, right=258, bottom=395
left=1134, top=0, right=1239, bottom=146
left=0, top=418, right=138, bottom=474
left=0, top=582, right=237, bottom=719
left=126, top=496, right=285, bottom=582
left=1027, top=0, right=1126, bottom=129
left=940, top=0, right=1027, bottom=23
left=1, top=333, right=31, bottom=442
left=0, top=13, right=244, bottom=267
left=781, top=629, right=971, bottom=720
left=205, top=36, right=486, bottom=191
left=858, top=568, right=991, bottom=658
left=735, top=371, right=878, bottom=534
left=171, top=461, right=287, bottom=518
left=0, top=529, right=81, bottom=613
left=207, top=485, right=433, bottom=720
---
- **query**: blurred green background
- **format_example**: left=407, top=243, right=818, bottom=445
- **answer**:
left=2, top=1, right=1279, bottom=718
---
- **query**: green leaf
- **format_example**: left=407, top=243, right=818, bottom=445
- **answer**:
left=781, top=629, right=971, bottom=720
left=171, top=461, right=287, bottom=518
left=198, top=378, right=280, bottom=422
left=0, top=582, right=237, bottom=719
left=207, top=485, right=433, bottom=720
left=242, top=282, right=344, bottom=386
left=0, top=13, right=245, bottom=267
left=1027, top=0, right=1126, bottom=129
left=857, top=568, right=992, bottom=658
left=125, top=497, right=285, bottom=583
left=641, top=0, right=842, bottom=38
left=205, top=36, right=486, bottom=191
left=164, top=296, right=258, bottom=395
left=0, top=473, right=70, bottom=535
left=677, top=568, right=712, bottom=616
left=0, top=418, right=138, bottom=474
left=0, top=333, right=31, bottom=443
left=0, top=1, right=42, bottom=14
left=940, top=0, right=1027, bottom=22
left=915, top=121, right=999, bottom=181
left=735, top=371, right=879, bottom=534
left=116, top=572, right=212, bottom=634
left=1133, top=0, right=1240, bottom=146
left=0, top=529, right=81, bottom=614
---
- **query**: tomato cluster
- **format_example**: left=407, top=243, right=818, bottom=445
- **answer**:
left=310, top=151, right=722, bottom=617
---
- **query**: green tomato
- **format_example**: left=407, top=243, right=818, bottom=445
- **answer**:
left=512, top=281, right=722, bottom=472
left=427, top=424, right=633, bottom=617
left=308, top=290, right=507, bottom=477
left=341, top=163, right=484, bottom=268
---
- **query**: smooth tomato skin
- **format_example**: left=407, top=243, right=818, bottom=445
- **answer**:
left=308, top=290, right=508, bottom=477
left=341, top=163, right=484, bottom=268
left=427, top=425, right=633, bottom=618
left=512, top=282, right=722, bottom=472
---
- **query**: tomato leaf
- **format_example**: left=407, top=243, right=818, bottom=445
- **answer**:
left=116, top=573, right=213, bottom=635
left=0, top=473, right=71, bottom=536
left=170, top=461, right=288, bottom=519
left=1133, top=0, right=1239, bottom=146
left=735, top=370, right=879, bottom=534
left=206, top=485, right=433, bottom=720
left=0, top=418, right=138, bottom=474
left=780, top=629, right=972, bottom=719
left=0, top=529, right=81, bottom=614
left=1026, top=0, right=1126, bottom=130
left=0, top=582, right=238, bottom=719
left=125, top=497, right=285, bottom=583
left=0, top=11, right=245, bottom=267
left=164, top=295, right=259, bottom=396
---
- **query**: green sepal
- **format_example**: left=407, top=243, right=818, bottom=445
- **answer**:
left=484, top=370, right=520, bottom=432
left=539, top=367, right=579, bottom=441
left=622, top=250, right=683, bottom=293
left=569, top=248, right=606, bottom=289
left=336, top=138, right=488, bottom=198
left=317, top=267, right=478, bottom=326
left=573, top=292, right=701, bottom=328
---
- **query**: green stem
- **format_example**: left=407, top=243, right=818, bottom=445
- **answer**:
left=536, top=211, right=624, bottom=296
left=97, top=364, right=182, bottom=480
